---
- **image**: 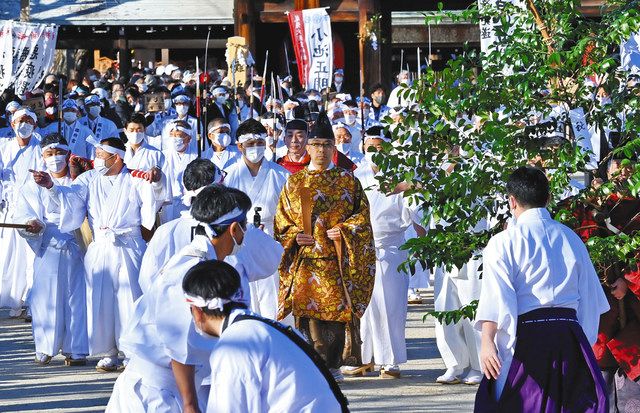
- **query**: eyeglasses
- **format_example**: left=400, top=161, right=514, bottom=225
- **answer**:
left=308, top=142, right=334, bottom=150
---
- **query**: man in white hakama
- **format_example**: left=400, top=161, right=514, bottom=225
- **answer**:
left=37, top=137, right=160, bottom=371
left=43, top=100, right=97, bottom=159
left=79, top=94, right=119, bottom=143
left=123, top=114, right=165, bottom=170
left=474, top=166, right=609, bottom=411
left=16, top=134, right=88, bottom=365
left=224, top=118, right=289, bottom=318
left=154, top=94, right=198, bottom=152
left=182, top=260, right=346, bottom=413
left=354, top=130, right=421, bottom=378
left=0, top=108, right=41, bottom=314
left=137, top=158, right=223, bottom=294
left=160, top=119, right=198, bottom=223
left=202, top=119, right=241, bottom=172
left=109, top=185, right=283, bottom=413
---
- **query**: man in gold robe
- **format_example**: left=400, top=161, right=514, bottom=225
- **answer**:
left=274, top=112, right=376, bottom=382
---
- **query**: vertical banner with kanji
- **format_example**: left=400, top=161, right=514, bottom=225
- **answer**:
left=287, top=8, right=332, bottom=91
left=621, top=32, right=640, bottom=75
left=478, top=0, right=525, bottom=55
left=0, top=20, right=58, bottom=96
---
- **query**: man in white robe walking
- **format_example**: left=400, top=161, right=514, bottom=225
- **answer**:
left=474, top=166, right=609, bottom=412
left=224, top=118, right=289, bottom=318
left=354, top=130, right=421, bottom=378
left=35, top=137, right=160, bottom=371
left=183, top=260, right=347, bottom=413
left=43, top=99, right=97, bottom=159
left=16, top=133, right=88, bottom=366
left=160, top=119, right=198, bottom=223
left=0, top=108, right=41, bottom=315
left=79, top=94, right=119, bottom=143
left=109, top=185, right=283, bottom=413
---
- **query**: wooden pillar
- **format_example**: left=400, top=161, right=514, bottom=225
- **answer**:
left=20, top=0, right=30, bottom=22
left=358, top=0, right=382, bottom=91
left=93, top=50, right=100, bottom=70
left=161, top=48, right=169, bottom=65
left=234, top=0, right=256, bottom=55
left=295, top=0, right=319, bottom=10
left=116, top=38, right=131, bottom=79
left=379, top=0, right=392, bottom=89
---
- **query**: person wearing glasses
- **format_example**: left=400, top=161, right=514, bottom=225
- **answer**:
left=274, top=111, right=376, bottom=383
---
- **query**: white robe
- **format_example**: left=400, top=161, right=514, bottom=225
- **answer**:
left=138, top=212, right=197, bottom=295
left=224, top=158, right=289, bottom=319
left=112, top=231, right=283, bottom=412
left=124, top=141, right=170, bottom=211
left=79, top=115, right=119, bottom=142
left=206, top=308, right=342, bottom=413
left=14, top=175, right=88, bottom=357
left=44, top=121, right=97, bottom=159
left=57, top=168, right=158, bottom=356
left=160, top=147, right=198, bottom=223
left=475, top=207, right=610, bottom=399
left=433, top=215, right=485, bottom=373
left=0, top=136, right=41, bottom=310
left=203, top=147, right=241, bottom=172
left=356, top=163, right=415, bottom=365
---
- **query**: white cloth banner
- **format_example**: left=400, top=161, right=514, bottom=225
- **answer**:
left=478, top=0, right=525, bottom=54
left=287, top=8, right=333, bottom=91
left=621, top=32, right=640, bottom=75
left=0, top=20, right=58, bottom=96
left=569, top=108, right=599, bottom=170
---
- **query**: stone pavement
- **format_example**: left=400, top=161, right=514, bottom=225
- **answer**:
left=0, top=289, right=477, bottom=412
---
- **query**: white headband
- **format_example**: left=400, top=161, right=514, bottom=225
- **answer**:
left=182, top=175, right=225, bottom=207
left=42, top=143, right=70, bottom=152
left=198, top=207, right=245, bottom=238
left=237, top=133, right=266, bottom=144
left=184, top=289, right=243, bottom=311
left=208, top=123, right=231, bottom=133
left=171, top=125, right=192, bottom=136
left=97, top=144, right=126, bottom=159
left=12, top=108, right=37, bottom=123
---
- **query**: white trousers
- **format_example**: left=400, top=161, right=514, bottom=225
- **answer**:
left=85, top=235, right=146, bottom=356
left=433, top=264, right=482, bottom=371
left=31, top=239, right=88, bottom=357
left=249, top=271, right=279, bottom=320
left=106, top=357, right=182, bottom=413
left=0, top=224, right=34, bottom=310
left=361, top=247, right=410, bottom=366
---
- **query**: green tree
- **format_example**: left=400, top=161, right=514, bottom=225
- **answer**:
left=373, top=0, right=640, bottom=324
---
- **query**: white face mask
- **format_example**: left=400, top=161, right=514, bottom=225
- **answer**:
left=63, top=111, right=77, bottom=123
left=213, top=132, right=231, bottom=148
left=174, top=137, right=187, bottom=152
left=229, top=225, right=245, bottom=256
left=244, top=145, right=265, bottom=163
left=94, top=154, right=114, bottom=175
left=336, top=142, right=351, bottom=155
left=137, top=83, right=148, bottom=93
left=334, top=76, right=344, bottom=84
left=194, top=322, right=217, bottom=339
left=45, top=154, right=67, bottom=173
left=216, top=96, right=227, bottom=105
left=15, top=122, right=34, bottom=139
left=126, top=131, right=145, bottom=145
left=176, top=105, right=189, bottom=116
left=164, top=98, right=172, bottom=110
left=344, top=113, right=356, bottom=125
left=88, top=105, right=101, bottom=118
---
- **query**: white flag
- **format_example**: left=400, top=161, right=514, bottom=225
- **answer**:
left=0, top=20, right=58, bottom=96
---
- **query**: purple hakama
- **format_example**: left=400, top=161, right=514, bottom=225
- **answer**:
left=475, top=308, right=608, bottom=413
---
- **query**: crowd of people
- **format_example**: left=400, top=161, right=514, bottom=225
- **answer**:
left=0, top=60, right=636, bottom=412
